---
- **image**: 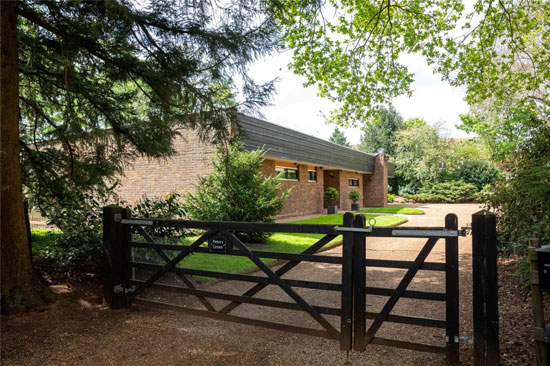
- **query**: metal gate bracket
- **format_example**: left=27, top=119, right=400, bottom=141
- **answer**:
left=334, top=226, right=373, bottom=233
left=392, top=229, right=460, bottom=237
left=121, top=218, right=155, bottom=226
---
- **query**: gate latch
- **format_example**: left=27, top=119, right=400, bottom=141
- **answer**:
left=460, top=224, right=472, bottom=236
left=334, top=225, right=374, bottom=233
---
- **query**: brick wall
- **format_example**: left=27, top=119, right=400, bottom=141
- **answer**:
left=323, top=170, right=363, bottom=210
left=115, top=134, right=388, bottom=217
left=323, top=170, right=340, bottom=208
left=115, top=129, right=216, bottom=203
left=261, top=159, right=325, bottom=218
left=363, top=153, right=388, bottom=207
left=339, top=170, right=363, bottom=210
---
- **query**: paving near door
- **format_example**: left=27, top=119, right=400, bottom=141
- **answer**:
left=3, top=203, right=484, bottom=365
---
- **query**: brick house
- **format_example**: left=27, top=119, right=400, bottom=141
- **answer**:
left=116, top=113, right=395, bottom=218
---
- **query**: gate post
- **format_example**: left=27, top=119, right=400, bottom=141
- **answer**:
left=529, top=238, right=549, bottom=365
left=445, top=213, right=460, bottom=365
left=340, top=212, right=354, bottom=351
left=353, top=214, right=366, bottom=351
left=472, top=210, right=500, bottom=366
left=103, top=205, right=131, bottom=309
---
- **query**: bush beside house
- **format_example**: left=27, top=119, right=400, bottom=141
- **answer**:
left=184, top=143, right=289, bottom=243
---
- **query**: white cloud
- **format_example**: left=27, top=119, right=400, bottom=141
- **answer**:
left=394, top=54, right=471, bottom=138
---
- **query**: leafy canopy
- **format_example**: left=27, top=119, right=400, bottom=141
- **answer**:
left=276, top=0, right=550, bottom=125
left=17, top=0, right=279, bottom=227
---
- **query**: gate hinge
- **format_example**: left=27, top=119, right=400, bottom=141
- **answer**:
left=115, top=284, right=136, bottom=294
left=446, top=333, right=473, bottom=345
left=445, top=333, right=473, bottom=345
left=459, top=332, right=474, bottom=345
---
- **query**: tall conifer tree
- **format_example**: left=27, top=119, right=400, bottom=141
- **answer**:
left=1, top=0, right=280, bottom=311
left=328, top=127, right=350, bottom=147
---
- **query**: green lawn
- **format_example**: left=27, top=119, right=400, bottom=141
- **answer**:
left=173, top=233, right=329, bottom=281
left=30, top=228, right=61, bottom=254
left=358, top=206, right=425, bottom=215
left=173, top=212, right=407, bottom=279
left=286, top=212, right=408, bottom=238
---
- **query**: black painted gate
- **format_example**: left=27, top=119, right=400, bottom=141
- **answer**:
left=103, top=206, right=498, bottom=365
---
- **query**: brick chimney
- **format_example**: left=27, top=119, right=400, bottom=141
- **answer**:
left=363, top=153, right=388, bottom=207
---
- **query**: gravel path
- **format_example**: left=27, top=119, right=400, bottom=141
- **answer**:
left=1, top=203, right=481, bottom=365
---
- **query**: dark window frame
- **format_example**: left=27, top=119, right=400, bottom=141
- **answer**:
left=308, top=169, right=317, bottom=182
left=276, top=166, right=299, bottom=181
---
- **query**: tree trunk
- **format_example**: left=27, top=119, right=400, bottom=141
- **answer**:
left=1, top=1, right=50, bottom=312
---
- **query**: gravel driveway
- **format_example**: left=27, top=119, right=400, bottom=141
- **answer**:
left=1, top=203, right=481, bottom=366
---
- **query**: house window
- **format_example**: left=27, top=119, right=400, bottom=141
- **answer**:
left=308, top=167, right=317, bottom=182
left=276, top=166, right=298, bottom=181
left=349, top=178, right=359, bottom=187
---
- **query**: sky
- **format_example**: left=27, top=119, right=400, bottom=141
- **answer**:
left=247, top=50, right=471, bottom=146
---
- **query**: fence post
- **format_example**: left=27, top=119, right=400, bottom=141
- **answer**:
left=103, top=205, right=131, bottom=309
left=340, top=212, right=354, bottom=351
left=353, top=214, right=366, bottom=351
left=529, top=238, right=549, bottom=366
left=445, top=213, right=460, bottom=365
left=472, top=209, right=500, bottom=366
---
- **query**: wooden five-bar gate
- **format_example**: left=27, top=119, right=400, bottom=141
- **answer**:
left=103, top=206, right=499, bottom=365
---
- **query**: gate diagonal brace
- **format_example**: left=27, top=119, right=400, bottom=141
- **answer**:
left=218, top=234, right=337, bottom=315
left=130, top=230, right=217, bottom=299
left=134, top=226, right=216, bottom=312
left=362, top=237, right=439, bottom=349
left=224, top=231, right=341, bottom=340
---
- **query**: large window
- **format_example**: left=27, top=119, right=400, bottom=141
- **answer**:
left=308, top=168, right=317, bottom=182
left=349, top=178, right=359, bottom=187
left=276, top=166, right=298, bottom=181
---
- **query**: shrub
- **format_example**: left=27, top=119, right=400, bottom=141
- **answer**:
left=130, top=192, right=187, bottom=238
left=453, top=160, right=499, bottom=191
left=49, top=225, right=102, bottom=263
left=324, top=187, right=339, bottom=205
left=398, top=184, right=417, bottom=196
left=35, top=192, right=104, bottom=264
left=185, top=142, right=289, bottom=243
left=348, top=190, right=360, bottom=203
left=387, top=193, right=395, bottom=203
left=474, top=184, right=492, bottom=203
left=414, top=181, right=478, bottom=203
left=484, top=134, right=550, bottom=257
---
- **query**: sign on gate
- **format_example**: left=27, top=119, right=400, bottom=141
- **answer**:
left=208, top=235, right=230, bottom=253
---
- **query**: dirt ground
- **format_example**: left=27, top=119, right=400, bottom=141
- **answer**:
left=0, top=203, right=537, bottom=365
